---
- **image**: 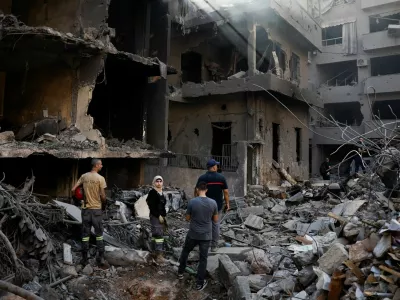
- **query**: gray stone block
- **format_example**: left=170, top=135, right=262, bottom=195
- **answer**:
left=239, top=206, right=264, bottom=218
left=219, top=254, right=242, bottom=289
left=211, top=247, right=253, bottom=261
left=207, top=254, right=221, bottom=279
left=231, top=276, right=252, bottom=300
left=234, top=261, right=251, bottom=276
left=244, top=214, right=264, bottom=230
left=318, top=243, right=349, bottom=275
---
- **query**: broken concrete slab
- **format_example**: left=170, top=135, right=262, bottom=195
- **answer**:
left=219, top=254, right=242, bottom=289
left=82, top=264, right=94, bottom=275
left=72, top=133, right=87, bottom=143
left=318, top=243, right=349, bottom=275
left=245, top=249, right=273, bottom=274
left=239, top=206, right=264, bottom=218
left=349, top=241, right=372, bottom=262
left=271, top=202, right=286, bottom=213
left=286, top=192, right=304, bottom=203
left=61, top=265, right=78, bottom=277
left=293, top=250, right=317, bottom=266
left=297, top=266, right=317, bottom=287
left=207, top=254, right=221, bottom=279
left=211, top=247, right=253, bottom=261
left=373, top=234, right=392, bottom=258
left=257, top=277, right=296, bottom=298
left=234, top=261, right=251, bottom=276
left=248, top=274, right=272, bottom=292
left=244, top=214, right=264, bottom=230
left=231, top=276, right=252, bottom=300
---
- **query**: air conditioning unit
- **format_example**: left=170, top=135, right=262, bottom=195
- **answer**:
left=388, top=24, right=400, bottom=37
left=357, top=59, right=369, bottom=67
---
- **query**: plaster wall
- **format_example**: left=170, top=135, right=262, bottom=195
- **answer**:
left=169, top=93, right=310, bottom=184
left=4, top=63, right=74, bottom=126
left=255, top=94, right=310, bottom=183
left=168, top=94, right=247, bottom=155
left=316, top=1, right=400, bottom=66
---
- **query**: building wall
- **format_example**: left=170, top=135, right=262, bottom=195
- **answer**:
left=312, top=0, right=400, bottom=169
left=4, top=63, right=74, bottom=126
left=169, top=94, right=247, bottom=155
left=169, top=92, right=310, bottom=185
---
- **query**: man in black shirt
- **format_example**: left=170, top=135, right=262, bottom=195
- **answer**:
left=196, top=159, right=229, bottom=251
left=320, top=157, right=331, bottom=180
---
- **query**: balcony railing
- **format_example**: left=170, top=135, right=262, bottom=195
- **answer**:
left=167, top=154, right=238, bottom=172
left=322, top=37, right=343, bottom=46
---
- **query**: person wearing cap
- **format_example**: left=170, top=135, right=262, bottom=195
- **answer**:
left=196, top=159, right=229, bottom=252
left=178, top=181, right=219, bottom=290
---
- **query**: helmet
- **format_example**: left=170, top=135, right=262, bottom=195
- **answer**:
left=74, top=186, right=84, bottom=200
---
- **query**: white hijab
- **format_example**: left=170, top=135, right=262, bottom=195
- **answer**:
left=152, top=175, right=163, bottom=194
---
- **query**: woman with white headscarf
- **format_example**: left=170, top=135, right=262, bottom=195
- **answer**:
left=146, top=175, right=167, bottom=263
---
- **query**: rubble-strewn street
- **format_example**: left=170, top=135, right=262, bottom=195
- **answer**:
left=0, top=164, right=399, bottom=299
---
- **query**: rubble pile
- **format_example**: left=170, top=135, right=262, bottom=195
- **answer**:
left=107, top=138, right=153, bottom=150
left=197, top=179, right=400, bottom=300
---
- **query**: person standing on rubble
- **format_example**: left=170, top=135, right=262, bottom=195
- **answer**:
left=320, top=157, right=331, bottom=180
left=196, top=159, right=229, bottom=252
left=146, top=175, right=167, bottom=264
left=71, top=158, right=107, bottom=266
left=178, top=181, right=219, bottom=291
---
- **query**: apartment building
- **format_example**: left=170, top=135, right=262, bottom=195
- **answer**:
left=311, top=0, right=400, bottom=174
left=145, top=0, right=323, bottom=196
left=0, top=0, right=174, bottom=196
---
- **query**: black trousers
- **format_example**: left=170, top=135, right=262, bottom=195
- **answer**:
left=178, top=235, right=210, bottom=285
left=81, top=209, right=104, bottom=253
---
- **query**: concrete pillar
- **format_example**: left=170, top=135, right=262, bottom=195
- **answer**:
left=311, top=143, right=323, bottom=177
left=236, top=141, right=247, bottom=196
left=146, top=1, right=171, bottom=150
left=247, top=18, right=256, bottom=76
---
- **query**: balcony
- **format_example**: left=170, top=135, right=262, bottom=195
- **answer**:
left=319, top=85, right=361, bottom=104
left=362, top=0, right=400, bottom=9
left=363, top=30, right=400, bottom=52
left=364, top=73, right=400, bottom=94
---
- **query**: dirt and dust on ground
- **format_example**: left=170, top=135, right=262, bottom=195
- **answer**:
left=1, top=143, right=400, bottom=300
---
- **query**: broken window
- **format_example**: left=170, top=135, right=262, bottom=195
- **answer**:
left=325, top=102, right=363, bottom=126
left=290, top=53, right=300, bottom=81
left=369, top=13, right=400, bottom=33
left=318, top=60, right=357, bottom=86
left=211, top=122, right=232, bottom=156
left=371, top=55, right=400, bottom=76
left=295, top=128, right=301, bottom=162
left=272, top=123, right=280, bottom=162
left=181, top=51, right=202, bottom=83
left=322, top=25, right=343, bottom=46
left=275, top=44, right=286, bottom=76
left=373, top=100, right=400, bottom=119
left=255, top=27, right=273, bottom=73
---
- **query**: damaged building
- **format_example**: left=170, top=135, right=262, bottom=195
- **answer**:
left=311, top=0, right=400, bottom=175
left=0, top=0, right=175, bottom=196
left=145, top=0, right=323, bottom=196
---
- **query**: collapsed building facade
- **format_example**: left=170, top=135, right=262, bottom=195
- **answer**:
left=144, top=0, right=323, bottom=196
left=311, top=0, right=400, bottom=175
left=0, top=0, right=174, bottom=196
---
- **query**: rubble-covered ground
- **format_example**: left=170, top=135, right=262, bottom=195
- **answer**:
left=0, top=169, right=400, bottom=299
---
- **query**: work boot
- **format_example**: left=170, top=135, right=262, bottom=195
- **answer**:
left=80, top=251, right=88, bottom=266
left=96, top=251, right=105, bottom=266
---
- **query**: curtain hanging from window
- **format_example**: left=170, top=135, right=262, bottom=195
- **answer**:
left=342, top=22, right=357, bottom=55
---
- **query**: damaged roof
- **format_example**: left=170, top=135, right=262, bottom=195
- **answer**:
left=0, top=14, right=176, bottom=75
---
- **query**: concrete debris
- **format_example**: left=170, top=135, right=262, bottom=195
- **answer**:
left=219, top=254, right=242, bottom=289
left=244, top=214, right=264, bottom=230
left=317, top=243, right=349, bottom=275
left=104, top=246, right=149, bottom=266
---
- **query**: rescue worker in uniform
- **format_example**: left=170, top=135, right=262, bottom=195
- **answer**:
left=146, top=175, right=167, bottom=264
left=72, top=158, right=107, bottom=266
